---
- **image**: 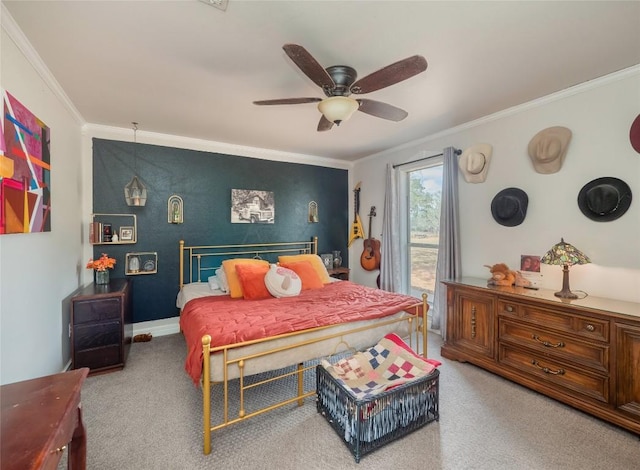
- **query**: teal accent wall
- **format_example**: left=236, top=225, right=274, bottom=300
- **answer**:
left=92, top=139, right=348, bottom=323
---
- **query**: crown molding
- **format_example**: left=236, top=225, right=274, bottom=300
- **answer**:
left=362, top=64, right=640, bottom=163
left=3, top=3, right=349, bottom=170
left=1, top=4, right=85, bottom=126
left=83, top=123, right=352, bottom=170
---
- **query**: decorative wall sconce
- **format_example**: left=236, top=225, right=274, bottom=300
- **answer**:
left=124, top=122, right=148, bottom=207
left=308, top=201, right=318, bottom=223
left=168, top=195, right=184, bottom=224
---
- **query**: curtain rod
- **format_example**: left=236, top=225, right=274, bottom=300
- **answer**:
left=392, top=148, right=461, bottom=169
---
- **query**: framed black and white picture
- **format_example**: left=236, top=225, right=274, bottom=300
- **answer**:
left=119, top=226, right=135, bottom=241
left=231, top=189, right=275, bottom=224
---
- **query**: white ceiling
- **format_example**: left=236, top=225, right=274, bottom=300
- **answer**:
left=4, top=1, right=640, bottom=162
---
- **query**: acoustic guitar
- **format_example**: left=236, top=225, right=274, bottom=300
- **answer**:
left=348, top=183, right=365, bottom=247
left=360, top=206, right=381, bottom=271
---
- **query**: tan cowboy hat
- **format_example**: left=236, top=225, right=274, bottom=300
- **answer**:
left=459, top=143, right=492, bottom=183
left=527, top=126, right=572, bottom=174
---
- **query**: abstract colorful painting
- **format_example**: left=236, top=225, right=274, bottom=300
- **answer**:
left=1, top=90, right=51, bottom=234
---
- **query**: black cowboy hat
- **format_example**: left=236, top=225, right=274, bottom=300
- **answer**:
left=578, top=177, right=632, bottom=222
left=491, top=187, right=528, bottom=227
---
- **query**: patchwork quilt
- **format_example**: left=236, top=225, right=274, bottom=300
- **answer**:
left=321, top=333, right=441, bottom=400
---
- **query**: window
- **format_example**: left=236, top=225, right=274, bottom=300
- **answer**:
left=407, top=163, right=443, bottom=302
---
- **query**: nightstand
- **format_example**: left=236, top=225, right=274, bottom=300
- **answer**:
left=70, top=278, right=132, bottom=374
left=328, top=267, right=350, bottom=281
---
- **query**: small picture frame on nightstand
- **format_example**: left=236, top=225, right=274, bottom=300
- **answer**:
left=320, top=254, right=333, bottom=270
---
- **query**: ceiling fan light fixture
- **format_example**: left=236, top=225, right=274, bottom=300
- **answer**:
left=317, top=96, right=359, bottom=125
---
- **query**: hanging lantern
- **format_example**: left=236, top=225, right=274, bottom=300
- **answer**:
left=124, top=176, right=147, bottom=207
left=124, top=122, right=147, bottom=207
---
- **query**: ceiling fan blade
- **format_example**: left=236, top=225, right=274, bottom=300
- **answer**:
left=317, top=115, right=334, bottom=132
left=283, top=44, right=335, bottom=91
left=253, top=97, right=322, bottom=105
left=350, top=55, right=427, bottom=94
left=356, top=99, right=408, bottom=121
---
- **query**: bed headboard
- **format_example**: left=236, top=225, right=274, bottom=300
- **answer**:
left=179, top=237, right=318, bottom=287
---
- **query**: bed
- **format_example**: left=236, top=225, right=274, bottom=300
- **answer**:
left=177, top=237, right=429, bottom=454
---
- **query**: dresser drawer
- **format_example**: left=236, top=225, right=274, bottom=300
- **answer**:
left=74, top=320, right=121, bottom=350
left=499, top=319, right=609, bottom=373
left=498, top=299, right=608, bottom=342
left=74, top=345, right=121, bottom=370
left=498, top=343, right=609, bottom=403
left=73, top=297, right=121, bottom=324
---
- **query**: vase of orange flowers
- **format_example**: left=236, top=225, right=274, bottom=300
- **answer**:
left=86, top=253, right=116, bottom=285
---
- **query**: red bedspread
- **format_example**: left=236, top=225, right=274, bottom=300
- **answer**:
left=180, top=281, right=422, bottom=384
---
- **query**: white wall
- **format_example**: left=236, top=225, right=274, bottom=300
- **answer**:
left=0, top=14, right=85, bottom=384
left=351, top=68, right=640, bottom=305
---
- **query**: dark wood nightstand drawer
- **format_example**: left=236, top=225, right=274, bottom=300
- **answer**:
left=74, top=320, right=121, bottom=350
left=73, top=297, right=121, bottom=324
left=74, top=345, right=121, bottom=370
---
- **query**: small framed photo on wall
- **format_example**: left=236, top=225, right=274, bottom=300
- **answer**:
left=119, top=226, right=135, bottom=242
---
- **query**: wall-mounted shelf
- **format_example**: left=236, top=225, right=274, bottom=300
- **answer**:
left=125, top=252, right=157, bottom=275
left=90, top=213, right=137, bottom=245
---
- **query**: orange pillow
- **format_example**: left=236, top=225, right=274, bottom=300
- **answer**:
left=234, top=263, right=271, bottom=300
left=279, top=261, right=324, bottom=290
left=222, top=258, right=269, bottom=298
left=277, top=254, right=331, bottom=284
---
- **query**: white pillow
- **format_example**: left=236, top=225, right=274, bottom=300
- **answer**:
left=215, top=268, right=229, bottom=293
left=207, top=275, right=220, bottom=291
left=264, top=264, right=302, bottom=298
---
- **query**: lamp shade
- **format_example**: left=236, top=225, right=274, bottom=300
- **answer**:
left=540, top=238, right=590, bottom=299
left=124, top=176, right=147, bottom=207
left=317, top=96, right=359, bottom=124
left=540, top=238, right=590, bottom=267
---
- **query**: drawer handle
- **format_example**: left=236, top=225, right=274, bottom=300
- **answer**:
left=585, top=324, right=595, bottom=332
left=471, top=306, right=476, bottom=339
left=531, top=335, right=565, bottom=348
left=531, top=360, right=565, bottom=375
left=505, top=305, right=514, bottom=313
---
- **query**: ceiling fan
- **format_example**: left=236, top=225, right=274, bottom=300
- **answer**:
left=253, top=44, right=428, bottom=132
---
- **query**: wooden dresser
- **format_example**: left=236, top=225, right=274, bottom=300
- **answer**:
left=441, top=277, right=640, bottom=435
left=70, top=279, right=133, bottom=374
left=1, top=368, right=89, bottom=470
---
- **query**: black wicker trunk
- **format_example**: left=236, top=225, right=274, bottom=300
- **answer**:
left=316, top=364, right=439, bottom=463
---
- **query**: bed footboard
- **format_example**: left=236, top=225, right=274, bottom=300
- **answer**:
left=199, top=293, right=429, bottom=455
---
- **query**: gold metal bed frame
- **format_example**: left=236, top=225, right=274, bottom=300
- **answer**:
left=178, top=238, right=429, bottom=455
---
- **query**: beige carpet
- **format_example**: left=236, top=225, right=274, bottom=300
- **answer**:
left=61, top=332, right=640, bottom=469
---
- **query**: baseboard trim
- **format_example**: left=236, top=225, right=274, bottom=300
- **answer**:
left=132, top=317, right=181, bottom=338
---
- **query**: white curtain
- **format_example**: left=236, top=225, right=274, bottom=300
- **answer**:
left=432, top=147, right=462, bottom=339
left=380, top=163, right=401, bottom=292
